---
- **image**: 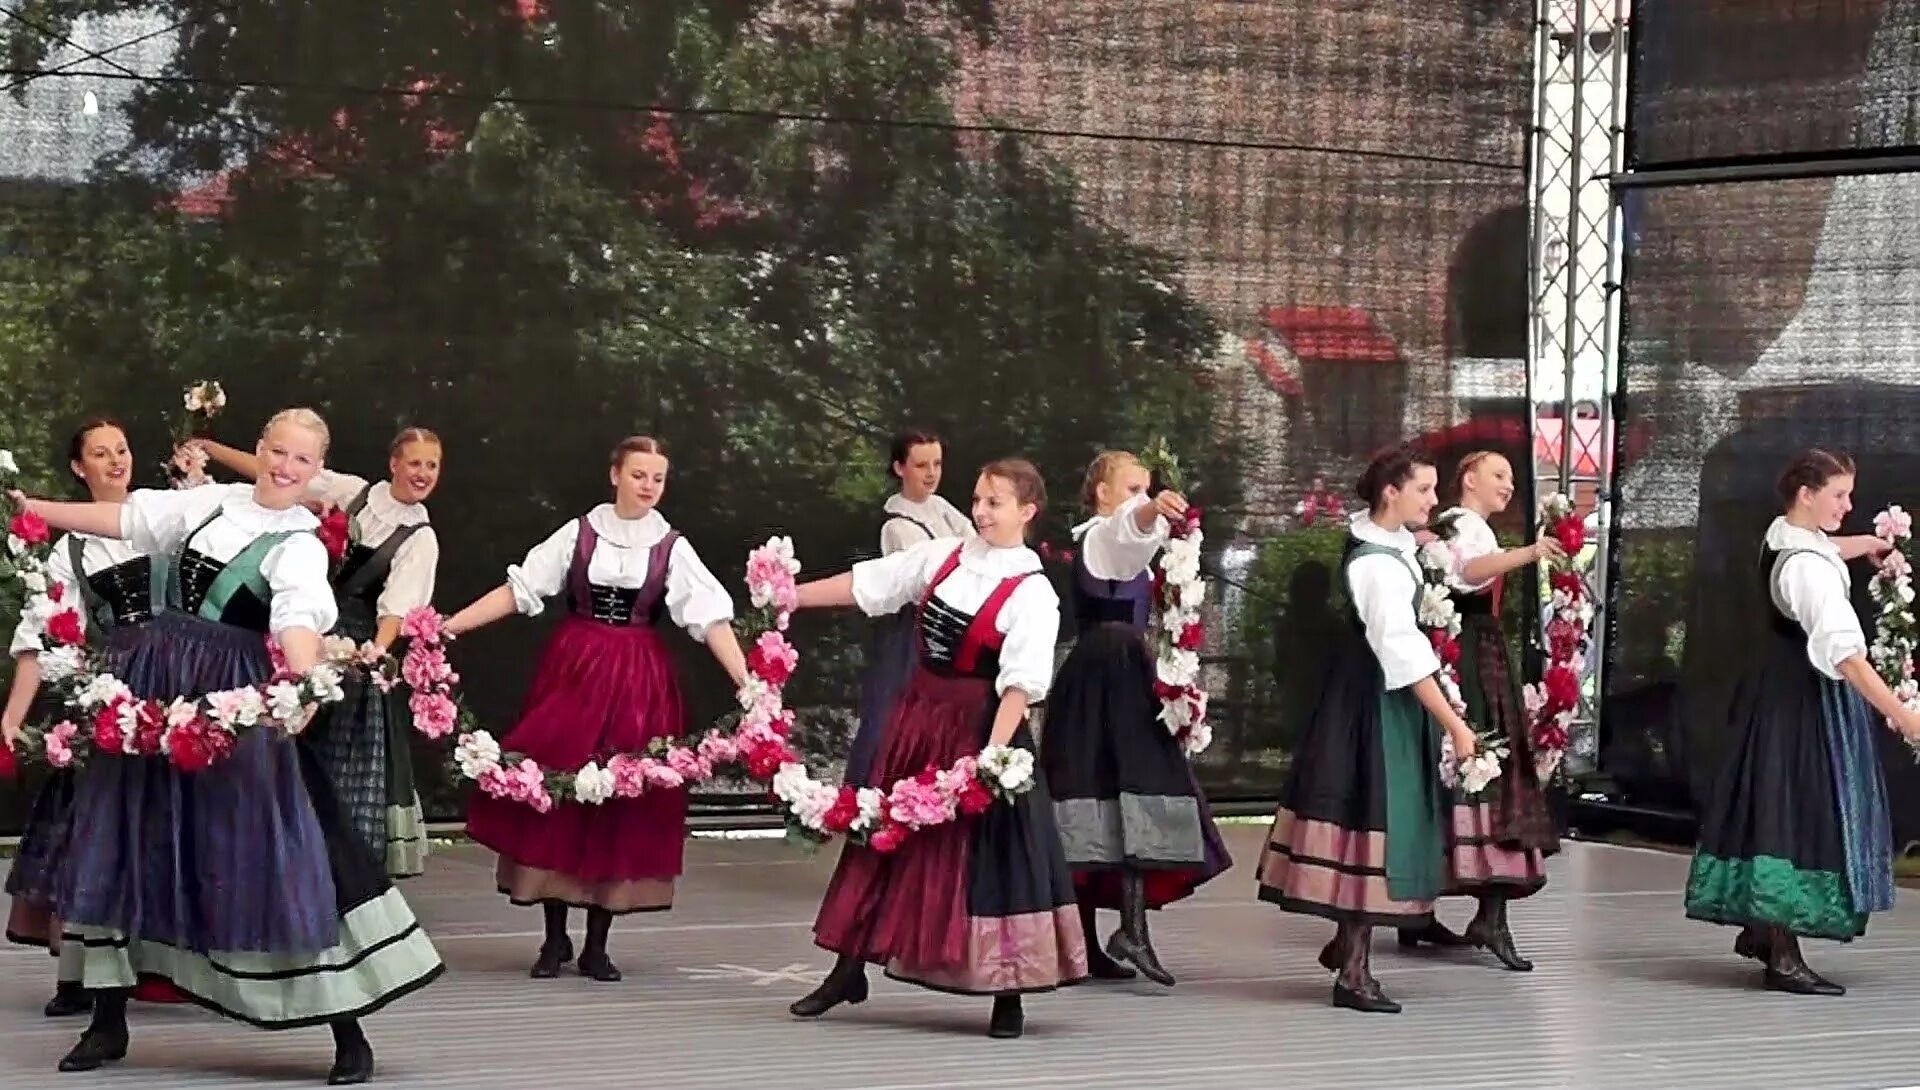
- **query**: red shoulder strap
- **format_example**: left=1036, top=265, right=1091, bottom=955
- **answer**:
left=918, top=544, right=967, bottom=612
left=952, top=570, right=1041, bottom=675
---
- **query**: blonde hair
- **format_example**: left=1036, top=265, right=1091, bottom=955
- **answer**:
left=389, top=426, right=442, bottom=457
left=1080, top=450, right=1142, bottom=510
left=1454, top=449, right=1506, bottom=492
left=261, top=407, right=331, bottom=455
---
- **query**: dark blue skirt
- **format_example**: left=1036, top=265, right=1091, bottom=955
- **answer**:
left=848, top=608, right=917, bottom=786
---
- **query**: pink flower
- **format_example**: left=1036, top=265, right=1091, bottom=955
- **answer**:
left=887, top=777, right=957, bottom=828
left=409, top=692, right=458, bottom=739
left=402, top=646, right=453, bottom=689
left=641, top=759, right=686, bottom=789
left=747, top=630, right=799, bottom=687
left=745, top=545, right=800, bottom=616
left=43, top=721, right=77, bottom=768
left=607, top=754, right=650, bottom=797
left=868, top=822, right=908, bottom=853
left=477, top=765, right=513, bottom=799
left=697, top=730, right=739, bottom=766
left=665, top=746, right=710, bottom=783
left=266, top=638, right=290, bottom=675
left=400, top=607, right=446, bottom=644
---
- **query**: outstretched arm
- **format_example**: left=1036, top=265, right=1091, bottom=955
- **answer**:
left=8, top=493, right=125, bottom=539
left=444, top=585, right=519, bottom=638
left=191, top=438, right=261, bottom=481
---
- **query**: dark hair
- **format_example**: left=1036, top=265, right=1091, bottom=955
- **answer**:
left=1775, top=449, right=1856, bottom=510
left=67, top=418, right=128, bottom=482
left=1355, top=445, right=1436, bottom=511
left=979, top=457, right=1047, bottom=521
left=609, top=435, right=668, bottom=471
left=889, top=428, right=942, bottom=479
left=389, top=426, right=442, bottom=457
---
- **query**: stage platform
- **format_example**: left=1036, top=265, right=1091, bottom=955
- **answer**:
left=4, top=825, right=1918, bottom=1089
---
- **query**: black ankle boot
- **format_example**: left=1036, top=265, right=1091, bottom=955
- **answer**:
left=1079, top=902, right=1135, bottom=980
left=532, top=903, right=574, bottom=978
left=57, top=988, right=129, bottom=1072
left=44, top=979, right=92, bottom=1018
left=1106, top=872, right=1174, bottom=986
left=1465, top=897, right=1533, bottom=972
left=790, top=955, right=870, bottom=1018
left=1763, top=930, right=1843, bottom=996
left=1398, top=920, right=1468, bottom=949
left=578, top=908, right=622, bottom=982
left=987, top=995, right=1025, bottom=1039
left=327, top=1019, right=375, bottom=1085
left=1332, top=925, right=1400, bottom=1014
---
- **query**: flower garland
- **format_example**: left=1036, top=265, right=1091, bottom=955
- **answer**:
left=771, top=745, right=1036, bottom=852
left=1413, top=538, right=1505, bottom=794
left=3, top=465, right=352, bottom=773
left=1152, top=507, right=1210, bottom=755
left=1520, top=493, right=1593, bottom=781
left=440, top=537, right=806, bottom=811
left=1868, top=505, right=1919, bottom=715
left=165, top=380, right=226, bottom=489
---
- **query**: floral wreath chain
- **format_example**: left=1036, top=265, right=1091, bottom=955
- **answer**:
left=1520, top=493, right=1592, bottom=782
left=1413, top=534, right=1505, bottom=794
left=1866, top=506, right=1920, bottom=754
left=1152, top=508, right=1211, bottom=756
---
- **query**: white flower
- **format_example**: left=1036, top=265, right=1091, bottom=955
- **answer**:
left=1417, top=585, right=1456, bottom=628
left=455, top=731, right=503, bottom=778
left=1159, top=648, right=1201, bottom=687
left=0, top=449, right=17, bottom=475
left=572, top=761, right=615, bottom=805
left=264, top=681, right=306, bottom=725
left=304, top=663, right=346, bottom=704
left=1181, top=720, right=1213, bottom=756
left=1459, top=752, right=1504, bottom=795
left=321, top=635, right=360, bottom=662
left=38, top=644, right=84, bottom=683
left=164, top=698, right=202, bottom=729
left=1161, top=539, right=1202, bottom=586
left=1418, top=540, right=1456, bottom=576
left=205, top=687, right=266, bottom=728
left=21, top=570, right=46, bottom=594
left=978, top=744, right=1035, bottom=794
left=75, top=672, right=131, bottom=710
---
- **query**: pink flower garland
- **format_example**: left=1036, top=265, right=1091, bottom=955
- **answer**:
left=1521, top=493, right=1592, bottom=780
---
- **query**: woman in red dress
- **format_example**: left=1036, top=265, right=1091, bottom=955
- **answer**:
left=445, top=436, right=749, bottom=981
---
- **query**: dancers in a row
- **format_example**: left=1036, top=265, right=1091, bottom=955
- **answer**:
left=9, top=409, right=444, bottom=1083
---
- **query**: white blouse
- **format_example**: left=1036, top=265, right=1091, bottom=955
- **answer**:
left=879, top=492, right=973, bottom=557
left=308, top=470, right=439, bottom=618
left=1767, top=517, right=1866, bottom=681
left=506, top=505, right=734, bottom=641
left=1071, top=493, right=1168, bottom=581
left=118, top=483, right=337, bottom=637
left=1347, top=511, right=1442, bottom=691
left=1438, top=506, right=1501, bottom=594
left=851, top=535, right=1060, bottom=701
left=9, top=533, right=147, bottom=656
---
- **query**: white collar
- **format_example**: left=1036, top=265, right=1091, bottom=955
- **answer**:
left=585, top=504, right=672, bottom=548
left=1766, top=517, right=1843, bottom=559
left=365, top=480, right=430, bottom=526
left=886, top=491, right=965, bottom=524
left=1348, top=509, right=1417, bottom=553
left=216, top=483, right=319, bottom=531
left=954, top=534, right=1042, bottom=577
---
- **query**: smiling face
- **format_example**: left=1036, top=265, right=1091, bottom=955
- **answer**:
left=1094, top=460, right=1150, bottom=516
left=1798, top=473, right=1854, bottom=533
left=70, top=424, right=133, bottom=502
left=388, top=439, right=443, bottom=504
left=1380, top=464, right=1440, bottom=530
left=893, top=441, right=943, bottom=503
left=1460, top=453, right=1515, bottom=514
left=253, top=419, right=327, bottom=508
left=611, top=450, right=669, bottom=514
left=971, top=472, right=1036, bottom=547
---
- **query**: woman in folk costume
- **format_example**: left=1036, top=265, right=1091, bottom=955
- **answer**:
left=1256, top=446, right=1479, bottom=1014
left=1685, top=449, right=1920, bottom=994
left=12, top=408, right=443, bottom=1084
left=1403, top=451, right=1563, bottom=970
left=445, top=435, right=749, bottom=982
left=848, top=427, right=972, bottom=786
left=1040, top=450, right=1230, bottom=986
left=4, top=420, right=160, bottom=1019
left=786, top=458, right=1085, bottom=1039
left=195, top=428, right=444, bottom=878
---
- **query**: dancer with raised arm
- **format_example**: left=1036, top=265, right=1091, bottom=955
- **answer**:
left=1685, top=449, right=1920, bottom=994
left=11, top=408, right=443, bottom=1084
left=445, top=436, right=749, bottom=982
left=786, top=458, right=1086, bottom=1038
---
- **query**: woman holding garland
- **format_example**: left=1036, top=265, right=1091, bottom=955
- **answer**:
left=4, top=420, right=159, bottom=1019
left=1039, top=450, right=1229, bottom=986
left=10, top=408, right=444, bottom=1084
left=194, top=428, right=444, bottom=878
left=445, top=435, right=749, bottom=983
left=786, top=458, right=1085, bottom=1040
left=848, top=427, right=972, bottom=786
left=1684, top=449, right=1920, bottom=994
left=1256, top=446, right=1475, bottom=1014
left=1403, top=450, right=1562, bottom=970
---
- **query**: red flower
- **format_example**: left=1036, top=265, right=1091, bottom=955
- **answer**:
left=1543, top=665, right=1581, bottom=713
left=92, top=699, right=129, bottom=755
left=130, top=702, right=166, bottom=756
left=45, top=608, right=86, bottom=647
left=868, top=822, right=908, bottom=853
left=1552, top=516, right=1585, bottom=555
left=822, top=786, right=862, bottom=833
left=956, top=778, right=993, bottom=816
left=47, top=582, right=66, bottom=604
left=1176, top=622, right=1205, bottom=651
left=1546, top=618, right=1585, bottom=660
left=317, top=509, right=351, bottom=561
left=1532, top=720, right=1570, bottom=752
left=8, top=510, right=50, bottom=546
left=1550, top=570, right=1584, bottom=598
left=1429, top=629, right=1461, bottom=666
left=167, top=725, right=219, bottom=773
left=746, top=641, right=795, bottom=688
left=743, top=744, right=791, bottom=781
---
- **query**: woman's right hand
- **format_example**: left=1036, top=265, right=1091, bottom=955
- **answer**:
left=2, top=711, right=24, bottom=749
left=1448, top=720, right=1478, bottom=760
left=1531, top=534, right=1567, bottom=563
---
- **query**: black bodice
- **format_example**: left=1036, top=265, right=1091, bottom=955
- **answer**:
left=176, top=548, right=272, bottom=632
left=917, top=595, right=999, bottom=680
left=82, top=555, right=156, bottom=628
left=576, top=583, right=662, bottom=626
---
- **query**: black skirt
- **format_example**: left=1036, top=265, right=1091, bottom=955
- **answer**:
left=848, top=608, right=917, bottom=787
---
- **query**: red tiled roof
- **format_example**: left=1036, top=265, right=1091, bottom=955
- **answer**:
left=1261, top=305, right=1400, bottom=365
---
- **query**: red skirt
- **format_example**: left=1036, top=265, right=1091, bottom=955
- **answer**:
left=466, top=616, right=687, bottom=913
left=813, top=669, right=1087, bottom=996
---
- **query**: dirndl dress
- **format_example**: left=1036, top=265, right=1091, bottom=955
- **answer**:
left=301, top=483, right=430, bottom=878
left=1684, top=545, right=1895, bottom=941
left=813, top=547, right=1088, bottom=994
left=464, top=518, right=689, bottom=913
left=53, top=510, right=443, bottom=1027
left=1257, top=535, right=1448, bottom=927
left=6, top=540, right=159, bottom=950
left=1440, top=580, right=1550, bottom=896
left=1041, top=553, right=1229, bottom=908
